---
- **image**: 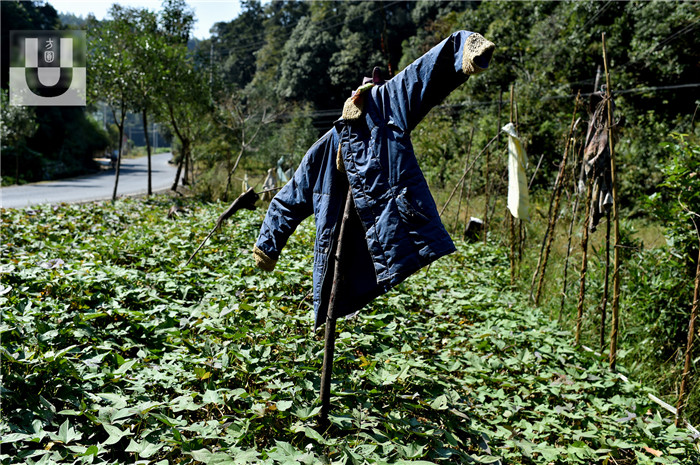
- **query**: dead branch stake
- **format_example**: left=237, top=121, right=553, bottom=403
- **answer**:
left=576, top=179, right=593, bottom=345
left=602, top=33, right=622, bottom=371
left=183, top=187, right=279, bottom=267
left=532, top=93, right=581, bottom=305
left=676, top=228, right=700, bottom=426
left=319, top=187, right=354, bottom=430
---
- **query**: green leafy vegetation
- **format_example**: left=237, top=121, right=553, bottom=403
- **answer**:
left=3, top=1, right=700, bottom=461
left=2, top=198, right=699, bottom=464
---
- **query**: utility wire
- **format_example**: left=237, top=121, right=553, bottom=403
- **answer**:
left=210, top=1, right=402, bottom=58
left=582, top=0, right=613, bottom=30
left=440, top=82, right=700, bottom=111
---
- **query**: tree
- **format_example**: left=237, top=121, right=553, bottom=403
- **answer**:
left=2, top=1, right=107, bottom=183
left=160, top=0, right=195, bottom=46
left=248, top=0, right=309, bottom=93
left=209, top=0, right=265, bottom=92
left=156, top=0, right=212, bottom=191
left=123, top=7, right=164, bottom=196
left=0, top=89, right=37, bottom=184
left=87, top=6, right=138, bottom=201
left=276, top=15, right=340, bottom=109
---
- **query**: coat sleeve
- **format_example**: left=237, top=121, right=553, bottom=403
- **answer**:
left=380, top=30, right=494, bottom=134
left=253, top=131, right=333, bottom=271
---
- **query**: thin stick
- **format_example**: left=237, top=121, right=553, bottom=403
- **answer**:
left=528, top=151, right=546, bottom=190
left=560, top=137, right=584, bottom=322
left=532, top=93, right=581, bottom=304
left=464, top=146, right=476, bottom=236
left=509, top=84, right=516, bottom=285
left=184, top=227, right=218, bottom=267
left=576, top=179, right=593, bottom=345
left=183, top=187, right=274, bottom=266
left=600, top=209, right=611, bottom=350
left=319, top=187, right=353, bottom=430
left=483, top=91, right=502, bottom=244
left=439, top=133, right=499, bottom=218
left=676, top=219, right=700, bottom=426
left=602, top=33, right=622, bottom=371
left=454, top=127, right=475, bottom=234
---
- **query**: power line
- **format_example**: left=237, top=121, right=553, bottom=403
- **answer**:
left=210, top=1, right=402, bottom=59
left=440, top=82, right=700, bottom=110
left=582, top=0, right=613, bottom=30
left=615, top=14, right=700, bottom=71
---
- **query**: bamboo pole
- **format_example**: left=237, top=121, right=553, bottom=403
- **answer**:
left=600, top=210, right=611, bottom=350
left=440, top=134, right=500, bottom=219
left=515, top=99, right=524, bottom=264
left=532, top=93, right=581, bottom=305
left=483, top=91, right=502, bottom=244
left=676, top=235, right=700, bottom=426
left=509, top=84, right=516, bottom=285
left=576, top=180, right=593, bottom=345
left=602, top=33, right=622, bottom=371
left=559, top=137, right=583, bottom=322
left=454, top=127, right=475, bottom=234
left=319, top=187, right=353, bottom=430
left=464, top=138, right=476, bottom=236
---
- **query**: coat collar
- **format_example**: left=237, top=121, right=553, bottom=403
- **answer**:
left=342, top=83, right=375, bottom=122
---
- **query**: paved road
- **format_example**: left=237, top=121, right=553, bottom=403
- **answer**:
left=1, top=152, right=178, bottom=209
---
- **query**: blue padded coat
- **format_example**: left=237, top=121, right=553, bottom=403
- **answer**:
left=254, top=30, right=495, bottom=328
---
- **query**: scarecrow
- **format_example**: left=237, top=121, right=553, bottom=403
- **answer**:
left=254, top=30, right=495, bottom=329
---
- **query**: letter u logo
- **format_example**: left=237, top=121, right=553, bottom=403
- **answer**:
left=9, top=31, right=86, bottom=107
left=24, top=38, right=73, bottom=98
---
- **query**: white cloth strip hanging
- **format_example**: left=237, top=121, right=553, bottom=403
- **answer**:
left=503, top=122, right=530, bottom=220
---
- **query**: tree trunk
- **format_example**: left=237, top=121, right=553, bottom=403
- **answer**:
left=183, top=148, right=190, bottom=186
left=112, top=102, right=126, bottom=202
left=142, top=109, right=152, bottom=196
left=171, top=157, right=183, bottom=192
left=167, top=103, right=187, bottom=192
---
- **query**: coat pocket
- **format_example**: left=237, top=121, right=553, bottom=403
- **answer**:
left=395, top=187, right=430, bottom=225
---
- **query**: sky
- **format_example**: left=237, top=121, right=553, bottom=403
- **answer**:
left=48, top=0, right=243, bottom=40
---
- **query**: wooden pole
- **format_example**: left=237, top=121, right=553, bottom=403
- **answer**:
left=483, top=91, right=502, bottom=244
left=319, top=187, right=353, bottom=430
left=455, top=127, right=475, bottom=234
left=602, top=33, right=622, bottom=371
left=576, top=180, right=593, bottom=345
left=464, top=133, right=476, bottom=235
left=565, top=66, right=601, bottom=323
left=559, top=137, right=583, bottom=322
left=482, top=149, right=491, bottom=245
left=532, top=93, right=581, bottom=305
left=515, top=99, right=524, bottom=264
left=600, top=210, right=611, bottom=350
left=508, top=84, right=516, bottom=285
left=676, top=239, right=700, bottom=426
